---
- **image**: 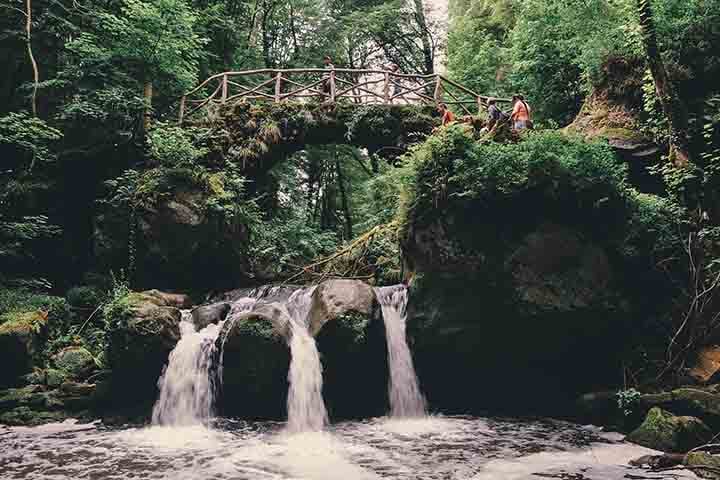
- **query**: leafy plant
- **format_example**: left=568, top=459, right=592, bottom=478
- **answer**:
left=617, top=388, right=642, bottom=416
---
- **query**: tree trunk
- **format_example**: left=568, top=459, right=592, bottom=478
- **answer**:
left=335, top=156, right=353, bottom=240
left=143, top=80, right=153, bottom=134
left=635, top=0, right=691, bottom=167
left=25, top=0, right=39, bottom=117
left=412, top=0, right=434, bottom=75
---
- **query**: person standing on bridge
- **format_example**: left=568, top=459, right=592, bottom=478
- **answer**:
left=438, top=103, right=455, bottom=126
left=322, top=55, right=335, bottom=98
left=389, top=64, right=403, bottom=103
left=510, top=94, right=532, bottom=130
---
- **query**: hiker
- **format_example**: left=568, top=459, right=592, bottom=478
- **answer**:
left=486, top=98, right=505, bottom=130
left=510, top=94, right=532, bottom=130
left=321, top=55, right=335, bottom=98
left=438, top=103, right=455, bottom=126
left=389, top=64, right=403, bottom=102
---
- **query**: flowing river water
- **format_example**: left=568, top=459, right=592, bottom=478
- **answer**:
left=0, top=416, right=696, bottom=479
left=0, top=285, right=699, bottom=479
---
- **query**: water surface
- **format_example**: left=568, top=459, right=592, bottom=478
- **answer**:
left=0, top=415, right=696, bottom=480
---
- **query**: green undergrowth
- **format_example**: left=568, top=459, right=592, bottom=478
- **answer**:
left=398, top=126, right=684, bottom=261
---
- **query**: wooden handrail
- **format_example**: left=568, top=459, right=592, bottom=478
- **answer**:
left=179, top=68, right=514, bottom=123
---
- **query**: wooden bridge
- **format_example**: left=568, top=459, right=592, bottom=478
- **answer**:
left=179, top=68, right=510, bottom=123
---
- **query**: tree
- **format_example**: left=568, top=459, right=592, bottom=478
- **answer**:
left=66, top=0, right=206, bottom=132
left=635, top=0, right=691, bottom=167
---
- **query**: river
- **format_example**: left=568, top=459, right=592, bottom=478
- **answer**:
left=0, top=415, right=695, bottom=479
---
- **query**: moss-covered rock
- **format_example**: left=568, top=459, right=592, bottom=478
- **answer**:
left=685, top=452, right=720, bottom=480
left=627, top=407, right=711, bottom=453
left=52, top=346, right=96, bottom=380
left=215, top=302, right=291, bottom=419
left=95, top=169, right=254, bottom=291
left=105, top=291, right=182, bottom=406
left=309, top=279, right=388, bottom=419
left=399, top=128, right=684, bottom=413
left=0, top=406, right=68, bottom=426
left=640, top=388, right=720, bottom=429
left=0, top=310, right=49, bottom=387
left=191, top=302, right=231, bottom=330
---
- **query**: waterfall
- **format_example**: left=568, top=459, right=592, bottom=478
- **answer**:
left=375, top=286, right=427, bottom=417
left=285, top=287, right=328, bottom=432
left=152, top=312, right=222, bottom=426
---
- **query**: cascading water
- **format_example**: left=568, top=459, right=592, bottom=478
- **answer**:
left=375, top=285, right=427, bottom=417
left=151, top=312, right=222, bottom=426
left=285, top=287, right=328, bottom=432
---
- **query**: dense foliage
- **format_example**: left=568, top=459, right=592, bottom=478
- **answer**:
left=448, top=0, right=720, bottom=127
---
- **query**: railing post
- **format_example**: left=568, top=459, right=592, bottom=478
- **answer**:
left=434, top=75, right=443, bottom=104
left=221, top=74, right=228, bottom=103
left=179, top=95, right=186, bottom=125
left=384, top=71, right=390, bottom=104
left=274, top=71, right=282, bottom=103
left=330, top=70, right=336, bottom=103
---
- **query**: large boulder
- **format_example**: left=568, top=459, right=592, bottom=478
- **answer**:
left=640, top=388, right=720, bottom=429
left=0, top=311, right=48, bottom=388
left=191, top=302, right=231, bottom=330
left=215, top=302, right=291, bottom=419
left=106, top=291, right=182, bottom=405
left=400, top=128, right=680, bottom=414
left=626, top=407, right=711, bottom=453
left=95, top=186, right=252, bottom=291
left=404, top=222, right=626, bottom=413
left=52, top=346, right=96, bottom=380
left=308, top=280, right=388, bottom=419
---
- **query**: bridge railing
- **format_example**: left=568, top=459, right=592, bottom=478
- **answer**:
left=179, top=68, right=510, bottom=123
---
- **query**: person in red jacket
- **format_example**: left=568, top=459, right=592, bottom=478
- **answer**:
left=438, top=103, right=455, bottom=126
left=510, top=94, right=532, bottom=130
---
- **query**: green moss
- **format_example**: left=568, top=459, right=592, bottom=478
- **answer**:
left=685, top=452, right=720, bottom=480
left=0, top=406, right=67, bottom=426
left=599, top=127, right=648, bottom=143
left=53, top=347, right=96, bottom=379
left=66, top=286, right=103, bottom=309
left=337, top=311, right=370, bottom=344
left=627, top=407, right=711, bottom=452
left=0, top=311, right=47, bottom=335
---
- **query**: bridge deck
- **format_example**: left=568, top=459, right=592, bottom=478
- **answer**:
left=179, top=68, right=510, bottom=123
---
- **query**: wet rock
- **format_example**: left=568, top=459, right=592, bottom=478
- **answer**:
left=95, top=188, right=252, bottom=291
left=0, top=406, right=67, bottom=426
left=507, top=225, right=613, bottom=312
left=191, top=302, right=231, bottom=330
left=53, top=346, right=96, bottom=380
left=626, top=407, right=711, bottom=453
left=684, top=452, right=720, bottom=479
left=59, top=381, right=96, bottom=397
left=308, top=280, right=377, bottom=336
left=404, top=222, right=628, bottom=413
left=309, top=280, right=388, bottom=419
left=0, top=385, right=43, bottom=409
left=141, top=290, right=192, bottom=309
left=106, top=292, right=182, bottom=404
left=629, top=453, right=684, bottom=468
left=0, top=311, right=48, bottom=388
left=45, top=368, right=67, bottom=387
left=215, top=302, right=291, bottom=419
left=640, top=388, right=720, bottom=428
